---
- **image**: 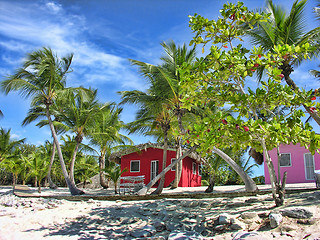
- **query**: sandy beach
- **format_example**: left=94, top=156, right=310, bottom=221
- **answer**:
left=0, top=184, right=320, bottom=239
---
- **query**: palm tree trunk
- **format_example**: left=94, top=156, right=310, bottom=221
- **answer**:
left=261, top=139, right=284, bottom=206
left=212, top=147, right=258, bottom=192
left=69, top=141, right=80, bottom=184
left=46, top=141, right=58, bottom=189
left=171, top=141, right=182, bottom=189
left=152, top=128, right=169, bottom=195
left=137, top=146, right=197, bottom=195
left=99, top=155, right=109, bottom=189
left=38, top=180, right=41, bottom=193
left=34, top=176, right=37, bottom=187
left=45, top=105, right=84, bottom=195
left=282, top=66, right=320, bottom=126
left=205, top=174, right=215, bottom=193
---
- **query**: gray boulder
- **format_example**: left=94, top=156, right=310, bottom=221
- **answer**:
left=269, top=213, right=282, bottom=228
left=280, top=207, right=313, bottom=219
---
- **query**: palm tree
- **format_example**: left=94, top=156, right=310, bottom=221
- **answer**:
left=0, top=152, right=23, bottom=187
left=247, top=0, right=320, bottom=125
left=0, top=128, right=25, bottom=162
left=74, top=155, right=99, bottom=188
left=28, top=150, right=50, bottom=193
left=122, top=41, right=258, bottom=194
left=22, top=97, right=68, bottom=189
left=120, top=89, right=172, bottom=194
left=0, top=47, right=84, bottom=195
left=56, top=88, right=100, bottom=184
left=88, top=105, right=132, bottom=189
left=104, top=161, right=127, bottom=194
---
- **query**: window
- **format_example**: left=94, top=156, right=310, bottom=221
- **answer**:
left=198, top=164, right=202, bottom=176
left=279, top=153, right=291, bottom=167
left=130, top=160, right=140, bottom=172
left=192, top=162, right=197, bottom=175
left=151, top=160, right=159, bottom=181
left=171, top=158, right=176, bottom=171
left=304, top=153, right=315, bottom=180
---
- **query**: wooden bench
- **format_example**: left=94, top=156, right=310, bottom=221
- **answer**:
left=119, top=176, right=145, bottom=194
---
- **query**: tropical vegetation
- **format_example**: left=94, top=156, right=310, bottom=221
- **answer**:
left=0, top=0, right=319, bottom=204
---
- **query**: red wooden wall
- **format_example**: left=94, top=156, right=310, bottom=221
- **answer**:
left=120, top=147, right=201, bottom=187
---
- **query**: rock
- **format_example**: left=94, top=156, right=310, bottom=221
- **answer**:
left=269, top=213, right=282, bottom=228
left=297, top=218, right=317, bottom=225
left=280, top=207, right=313, bottom=219
left=218, top=213, right=230, bottom=225
left=153, top=221, right=166, bottom=232
left=245, top=198, right=259, bottom=204
left=232, top=231, right=269, bottom=240
left=230, top=219, right=246, bottom=230
left=214, top=225, right=227, bottom=231
left=193, top=225, right=206, bottom=234
left=130, top=230, right=151, bottom=238
left=168, top=230, right=203, bottom=240
left=87, top=198, right=95, bottom=204
left=146, top=202, right=158, bottom=208
left=180, top=200, right=199, bottom=208
left=130, top=225, right=156, bottom=238
left=166, top=223, right=181, bottom=232
left=240, top=212, right=259, bottom=221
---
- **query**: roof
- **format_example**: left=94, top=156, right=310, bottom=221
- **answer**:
left=109, top=142, right=204, bottom=164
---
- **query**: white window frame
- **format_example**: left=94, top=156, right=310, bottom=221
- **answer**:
left=192, top=162, right=197, bottom=175
left=130, top=160, right=140, bottom=172
left=171, top=158, right=176, bottom=171
left=150, top=160, right=159, bottom=181
left=279, top=153, right=292, bottom=167
left=198, top=164, right=202, bottom=176
left=304, top=153, right=315, bottom=180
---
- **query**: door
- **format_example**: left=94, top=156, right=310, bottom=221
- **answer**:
left=150, top=160, right=159, bottom=181
left=304, top=153, right=315, bottom=180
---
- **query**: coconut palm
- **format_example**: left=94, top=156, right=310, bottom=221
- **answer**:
left=120, top=41, right=196, bottom=194
left=120, top=89, right=172, bottom=194
left=28, top=149, right=50, bottom=193
left=0, top=47, right=84, bottom=195
left=88, top=105, right=133, bottom=189
left=247, top=0, right=320, bottom=125
left=55, top=88, right=101, bottom=184
left=0, top=128, right=25, bottom=162
left=0, top=152, right=23, bottom=187
left=74, top=155, right=99, bottom=188
left=104, top=161, right=127, bottom=194
left=121, top=41, right=258, bottom=194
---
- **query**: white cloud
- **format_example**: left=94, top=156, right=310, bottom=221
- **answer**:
left=45, top=2, right=62, bottom=14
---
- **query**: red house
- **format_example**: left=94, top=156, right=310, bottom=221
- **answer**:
left=110, top=143, right=202, bottom=187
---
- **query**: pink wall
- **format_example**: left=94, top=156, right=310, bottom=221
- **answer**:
left=120, top=147, right=201, bottom=187
left=264, top=143, right=320, bottom=184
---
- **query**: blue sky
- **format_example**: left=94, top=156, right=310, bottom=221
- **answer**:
left=0, top=0, right=319, bottom=177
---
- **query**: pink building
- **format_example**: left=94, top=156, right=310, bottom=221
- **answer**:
left=264, top=143, right=320, bottom=184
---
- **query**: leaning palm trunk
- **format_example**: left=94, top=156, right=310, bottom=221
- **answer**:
left=137, top=146, right=197, bottom=195
left=46, top=141, right=58, bottom=189
left=152, top=129, right=169, bottom=195
left=69, top=141, right=80, bottom=184
left=99, top=156, right=109, bottom=189
left=212, top=147, right=258, bottom=192
left=282, top=65, right=320, bottom=126
left=45, top=106, right=84, bottom=195
left=261, top=139, right=286, bottom=206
